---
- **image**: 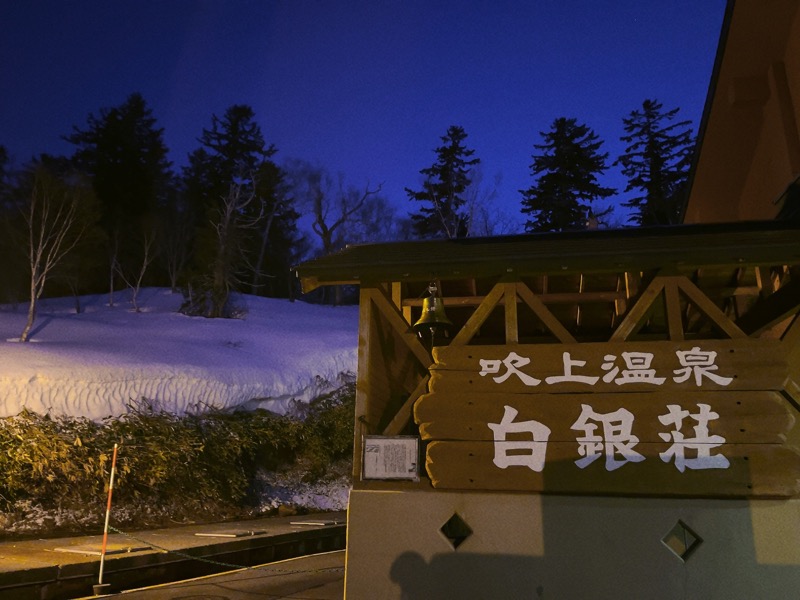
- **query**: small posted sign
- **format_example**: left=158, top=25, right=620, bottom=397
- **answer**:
left=362, top=435, right=419, bottom=481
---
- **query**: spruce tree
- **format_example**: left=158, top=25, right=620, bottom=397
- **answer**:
left=182, top=105, right=298, bottom=313
left=406, top=125, right=479, bottom=239
left=0, top=145, right=9, bottom=197
left=183, top=105, right=274, bottom=220
left=520, top=117, right=615, bottom=232
left=65, top=93, right=172, bottom=301
left=616, top=99, right=694, bottom=226
left=0, top=145, right=26, bottom=301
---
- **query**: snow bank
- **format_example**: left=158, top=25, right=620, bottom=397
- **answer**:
left=0, top=289, right=359, bottom=420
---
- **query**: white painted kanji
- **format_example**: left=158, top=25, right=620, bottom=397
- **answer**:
left=476, top=346, right=735, bottom=388
left=601, top=352, right=666, bottom=385
left=672, top=347, right=733, bottom=386
left=545, top=351, right=600, bottom=385
left=487, top=405, right=551, bottom=472
left=658, top=403, right=730, bottom=472
left=479, top=352, right=541, bottom=386
left=571, top=404, right=645, bottom=471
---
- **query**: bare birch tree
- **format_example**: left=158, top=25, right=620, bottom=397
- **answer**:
left=209, top=181, right=262, bottom=317
left=249, top=162, right=293, bottom=296
left=116, top=228, right=158, bottom=312
left=19, top=167, right=91, bottom=342
left=182, top=180, right=262, bottom=318
left=160, top=202, right=192, bottom=293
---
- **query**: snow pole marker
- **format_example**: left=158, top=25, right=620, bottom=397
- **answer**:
left=95, top=443, right=118, bottom=594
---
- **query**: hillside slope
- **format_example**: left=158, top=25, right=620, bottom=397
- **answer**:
left=0, top=289, right=358, bottom=420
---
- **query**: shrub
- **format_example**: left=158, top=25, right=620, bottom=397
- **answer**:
left=0, top=383, right=353, bottom=531
left=291, top=379, right=356, bottom=479
left=0, top=410, right=104, bottom=510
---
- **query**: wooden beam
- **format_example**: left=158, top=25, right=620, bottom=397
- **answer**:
left=450, top=283, right=505, bottom=346
left=504, top=282, right=519, bottom=344
left=515, top=282, right=576, bottom=343
left=352, top=288, right=376, bottom=480
left=610, top=276, right=665, bottom=341
left=782, top=313, right=800, bottom=347
left=382, top=374, right=430, bottom=436
left=736, top=278, right=800, bottom=337
left=612, top=274, right=625, bottom=325
left=391, top=281, right=412, bottom=323
left=664, top=277, right=685, bottom=341
left=677, top=277, right=747, bottom=339
left=402, top=290, right=628, bottom=307
left=366, top=286, right=432, bottom=367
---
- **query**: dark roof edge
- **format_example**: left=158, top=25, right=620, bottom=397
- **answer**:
left=294, top=219, right=800, bottom=281
left=298, top=218, right=800, bottom=266
left=680, top=0, right=737, bottom=223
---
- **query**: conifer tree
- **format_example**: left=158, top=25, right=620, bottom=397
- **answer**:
left=182, top=105, right=298, bottom=314
left=65, top=93, right=172, bottom=303
left=616, top=99, right=694, bottom=226
left=183, top=105, right=274, bottom=220
left=0, top=145, right=9, bottom=198
left=0, top=145, right=26, bottom=302
left=520, top=117, right=615, bottom=232
left=406, top=125, right=479, bottom=239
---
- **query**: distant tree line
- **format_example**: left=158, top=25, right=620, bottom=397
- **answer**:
left=0, top=92, right=694, bottom=334
left=410, top=100, right=694, bottom=237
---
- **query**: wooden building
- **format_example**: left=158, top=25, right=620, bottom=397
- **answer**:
left=294, top=1, right=800, bottom=597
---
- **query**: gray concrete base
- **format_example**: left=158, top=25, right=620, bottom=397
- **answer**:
left=344, top=490, right=800, bottom=599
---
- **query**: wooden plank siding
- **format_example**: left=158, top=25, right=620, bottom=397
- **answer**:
left=418, top=334, right=800, bottom=496
left=429, top=340, right=789, bottom=395
left=415, top=391, right=794, bottom=443
left=425, top=441, right=800, bottom=497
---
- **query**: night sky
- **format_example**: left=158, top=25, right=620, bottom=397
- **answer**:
left=1, top=0, right=727, bottom=228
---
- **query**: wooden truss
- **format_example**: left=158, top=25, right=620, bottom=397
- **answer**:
left=352, top=264, right=800, bottom=495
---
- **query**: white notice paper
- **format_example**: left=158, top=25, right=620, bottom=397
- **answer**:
left=362, top=436, right=419, bottom=480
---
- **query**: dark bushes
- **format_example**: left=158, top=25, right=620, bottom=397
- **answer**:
left=0, top=381, right=355, bottom=530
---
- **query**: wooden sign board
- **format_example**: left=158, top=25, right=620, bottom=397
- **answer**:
left=430, top=340, right=789, bottom=395
left=415, top=391, right=793, bottom=443
left=415, top=340, right=800, bottom=498
left=425, top=441, right=800, bottom=497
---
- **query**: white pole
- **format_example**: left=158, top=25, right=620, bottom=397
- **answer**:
left=98, top=443, right=119, bottom=587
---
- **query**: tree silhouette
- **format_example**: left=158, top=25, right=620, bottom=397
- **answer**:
left=520, top=117, right=615, bottom=232
left=616, top=99, right=694, bottom=226
left=18, top=162, right=96, bottom=341
left=65, top=93, right=172, bottom=304
left=406, top=125, right=480, bottom=239
left=182, top=105, right=298, bottom=313
left=0, top=146, right=27, bottom=304
left=183, top=105, right=274, bottom=222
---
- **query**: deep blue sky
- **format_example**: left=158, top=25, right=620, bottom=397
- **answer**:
left=1, top=0, right=727, bottom=228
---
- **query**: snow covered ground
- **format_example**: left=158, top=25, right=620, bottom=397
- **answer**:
left=0, top=288, right=359, bottom=420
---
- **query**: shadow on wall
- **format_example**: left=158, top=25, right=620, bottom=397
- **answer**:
left=383, top=495, right=800, bottom=599
left=390, top=551, right=543, bottom=600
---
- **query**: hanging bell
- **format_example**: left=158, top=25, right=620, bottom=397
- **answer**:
left=413, top=284, right=453, bottom=340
